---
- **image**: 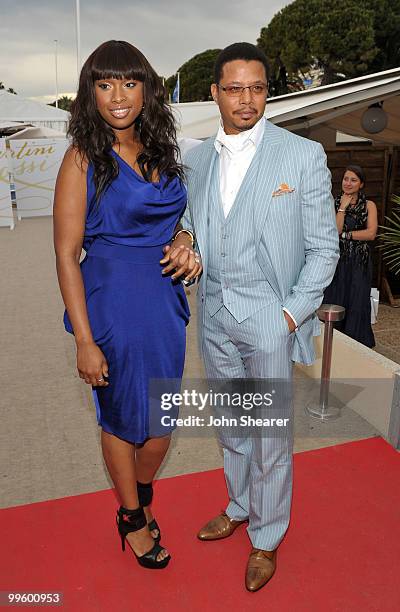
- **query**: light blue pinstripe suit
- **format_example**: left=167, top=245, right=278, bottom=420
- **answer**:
left=183, top=119, right=339, bottom=550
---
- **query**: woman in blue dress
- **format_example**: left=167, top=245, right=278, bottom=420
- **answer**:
left=54, top=40, right=202, bottom=569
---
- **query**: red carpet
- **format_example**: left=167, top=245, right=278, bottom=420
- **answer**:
left=1, top=437, right=399, bottom=611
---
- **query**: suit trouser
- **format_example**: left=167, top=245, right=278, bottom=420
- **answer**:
left=202, top=300, right=294, bottom=551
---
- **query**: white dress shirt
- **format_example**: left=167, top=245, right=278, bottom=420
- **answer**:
left=213, top=116, right=298, bottom=329
left=214, top=116, right=265, bottom=218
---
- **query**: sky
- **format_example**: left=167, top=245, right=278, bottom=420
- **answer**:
left=0, top=0, right=289, bottom=102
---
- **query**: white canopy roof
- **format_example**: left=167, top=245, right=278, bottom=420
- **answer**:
left=7, top=125, right=67, bottom=139
left=172, top=67, right=400, bottom=145
left=0, top=91, right=69, bottom=133
left=0, top=120, right=31, bottom=129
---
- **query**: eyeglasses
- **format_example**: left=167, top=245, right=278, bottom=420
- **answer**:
left=217, top=84, right=268, bottom=97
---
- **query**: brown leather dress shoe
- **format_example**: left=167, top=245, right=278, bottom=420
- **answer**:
left=197, top=512, right=247, bottom=541
left=245, top=548, right=277, bottom=592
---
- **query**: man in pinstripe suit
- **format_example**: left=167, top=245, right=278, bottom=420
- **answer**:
left=167, top=43, right=339, bottom=592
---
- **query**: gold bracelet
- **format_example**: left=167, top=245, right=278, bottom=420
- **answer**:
left=338, top=209, right=346, bottom=213
left=173, top=229, right=194, bottom=247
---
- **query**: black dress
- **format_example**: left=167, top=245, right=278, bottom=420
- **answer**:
left=324, top=193, right=375, bottom=348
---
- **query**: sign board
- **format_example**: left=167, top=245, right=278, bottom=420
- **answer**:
left=8, top=138, right=68, bottom=218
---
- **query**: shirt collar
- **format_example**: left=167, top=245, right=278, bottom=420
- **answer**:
left=214, top=116, right=265, bottom=155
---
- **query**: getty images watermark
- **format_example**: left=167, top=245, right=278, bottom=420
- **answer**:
left=159, top=388, right=290, bottom=429
left=148, top=378, right=293, bottom=437
left=147, top=377, right=397, bottom=440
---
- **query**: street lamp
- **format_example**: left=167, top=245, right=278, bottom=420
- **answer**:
left=75, top=0, right=81, bottom=78
left=54, top=39, right=59, bottom=109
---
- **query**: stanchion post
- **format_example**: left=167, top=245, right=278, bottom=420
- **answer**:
left=306, top=304, right=345, bottom=421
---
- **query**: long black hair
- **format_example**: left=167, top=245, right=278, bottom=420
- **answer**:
left=68, top=40, right=184, bottom=202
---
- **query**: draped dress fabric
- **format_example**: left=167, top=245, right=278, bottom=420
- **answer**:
left=324, top=195, right=375, bottom=348
left=64, top=150, right=190, bottom=443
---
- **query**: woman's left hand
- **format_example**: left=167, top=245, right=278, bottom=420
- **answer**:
left=160, top=243, right=202, bottom=281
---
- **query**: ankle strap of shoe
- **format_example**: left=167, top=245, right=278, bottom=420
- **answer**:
left=117, top=506, right=147, bottom=531
left=137, top=481, right=153, bottom=507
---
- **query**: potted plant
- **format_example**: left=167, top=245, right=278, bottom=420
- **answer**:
left=379, top=195, right=400, bottom=306
left=380, top=195, right=400, bottom=276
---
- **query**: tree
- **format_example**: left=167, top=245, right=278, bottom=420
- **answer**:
left=166, top=49, right=221, bottom=102
left=309, top=1, right=378, bottom=85
left=49, top=95, right=74, bottom=111
left=364, top=0, right=400, bottom=72
left=258, top=0, right=315, bottom=95
left=258, top=0, right=386, bottom=93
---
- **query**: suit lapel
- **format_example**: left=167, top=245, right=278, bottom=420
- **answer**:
left=253, top=120, right=286, bottom=245
left=252, top=121, right=288, bottom=300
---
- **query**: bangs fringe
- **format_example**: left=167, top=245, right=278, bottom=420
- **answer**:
left=90, top=40, right=147, bottom=82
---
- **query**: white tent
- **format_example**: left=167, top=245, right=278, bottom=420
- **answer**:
left=0, top=121, right=32, bottom=130
left=7, top=126, right=67, bottom=139
left=0, top=91, right=69, bottom=133
left=0, top=121, right=34, bottom=137
left=172, top=67, right=400, bottom=145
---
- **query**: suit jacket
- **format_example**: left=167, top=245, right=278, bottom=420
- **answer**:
left=182, top=120, right=339, bottom=365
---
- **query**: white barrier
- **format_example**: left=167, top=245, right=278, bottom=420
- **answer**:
left=0, top=139, right=14, bottom=229
left=9, top=138, right=69, bottom=218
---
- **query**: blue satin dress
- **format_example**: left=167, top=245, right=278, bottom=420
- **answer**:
left=64, top=150, right=190, bottom=443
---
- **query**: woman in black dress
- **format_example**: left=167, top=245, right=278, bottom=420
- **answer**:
left=324, top=165, right=377, bottom=347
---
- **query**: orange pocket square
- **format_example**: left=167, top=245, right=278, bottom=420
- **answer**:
left=272, top=183, right=295, bottom=197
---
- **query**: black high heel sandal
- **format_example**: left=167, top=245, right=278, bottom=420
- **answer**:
left=116, top=506, right=170, bottom=569
left=137, top=481, right=161, bottom=544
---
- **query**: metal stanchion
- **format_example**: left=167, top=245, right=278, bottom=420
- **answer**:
left=306, top=304, right=345, bottom=421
